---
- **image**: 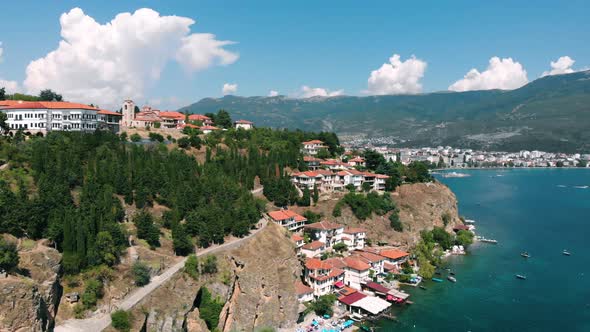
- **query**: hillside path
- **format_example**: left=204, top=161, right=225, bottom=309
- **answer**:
left=55, top=216, right=268, bottom=332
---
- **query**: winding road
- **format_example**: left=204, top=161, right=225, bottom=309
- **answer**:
left=55, top=217, right=268, bottom=332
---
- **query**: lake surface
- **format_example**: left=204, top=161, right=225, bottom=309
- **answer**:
left=379, top=168, right=590, bottom=332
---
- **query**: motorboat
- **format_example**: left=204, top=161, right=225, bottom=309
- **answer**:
left=516, top=274, right=527, bottom=280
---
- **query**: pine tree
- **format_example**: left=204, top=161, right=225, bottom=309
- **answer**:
left=312, top=184, right=319, bottom=205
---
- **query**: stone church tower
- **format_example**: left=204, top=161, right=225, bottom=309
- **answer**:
left=122, top=99, right=135, bottom=127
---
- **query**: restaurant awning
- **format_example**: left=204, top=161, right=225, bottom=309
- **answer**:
left=351, top=296, right=392, bottom=315
left=334, top=281, right=345, bottom=288
left=387, top=289, right=410, bottom=300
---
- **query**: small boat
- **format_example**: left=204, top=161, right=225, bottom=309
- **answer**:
left=516, top=274, right=527, bottom=280
left=432, top=277, right=443, bottom=282
left=447, top=276, right=457, bottom=283
left=563, top=250, right=571, bottom=256
left=405, top=300, right=414, bottom=305
left=480, top=238, right=498, bottom=244
left=419, top=285, right=427, bottom=290
left=521, top=252, right=530, bottom=258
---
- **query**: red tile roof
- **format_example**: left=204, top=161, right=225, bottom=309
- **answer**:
left=365, top=282, right=390, bottom=294
left=98, top=109, right=122, bottom=116
left=343, top=257, right=371, bottom=271
left=338, top=292, right=367, bottom=305
left=188, top=114, right=211, bottom=121
left=379, top=249, right=409, bottom=260
left=268, top=210, right=306, bottom=222
left=304, top=220, right=344, bottom=231
left=302, top=240, right=325, bottom=250
left=0, top=101, right=99, bottom=110
left=305, top=258, right=332, bottom=270
left=235, top=119, right=253, bottom=124
left=291, top=234, right=304, bottom=242
left=344, top=227, right=367, bottom=234
left=302, top=140, right=324, bottom=145
left=159, top=111, right=185, bottom=119
left=200, top=125, right=220, bottom=131
left=353, top=251, right=385, bottom=263
left=295, top=281, right=313, bottom=295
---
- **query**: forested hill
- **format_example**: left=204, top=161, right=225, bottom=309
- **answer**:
left=178, top=70, right=590, bottom=152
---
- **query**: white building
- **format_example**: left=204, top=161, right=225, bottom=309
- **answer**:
left=234, top=119, right=254, bottom=130
left=268, top=210, right=307, bottom=232
left=304, top=221, right=344, bottom=249
left=302, top=140, right=328, bottom=155
left=303, top=258, right=345, bottom=298
left=0, top=101, right=102, bottom=135
left=342, top=228, right=367, bottom=250
left=301, top=240, right=326, bottom=258
left=295, top=281, right=314, bottom=303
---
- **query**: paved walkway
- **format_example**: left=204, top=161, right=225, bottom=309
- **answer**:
left=55, top=218, right=268, bottom=332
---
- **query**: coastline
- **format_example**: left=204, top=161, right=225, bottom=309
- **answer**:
left=432, top=166, right=590, bottom=171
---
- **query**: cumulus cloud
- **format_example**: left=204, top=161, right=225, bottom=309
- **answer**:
left=542, top=56, right=576, bottom=76
left=268, top=90, right=279, bottom=97
left=365, top=54, right=427, bottom=95
left=23, top=7, right=239, bottom=107
left=449, top=57, right=528, bottom=92
left=299, top=85, right=343, bottom=98
left=222, top=83, right=237, bottom=95
left=0, top=79, right=20, bottom=93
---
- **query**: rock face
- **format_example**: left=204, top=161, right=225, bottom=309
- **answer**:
left=219, top=223, right=300, bottom=332
left=0, top=239, right=62, bottom=332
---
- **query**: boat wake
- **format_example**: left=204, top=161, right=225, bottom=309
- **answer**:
left=573, top=185, right=588, bottom=189
left=557, top=185, right=567, bottom=188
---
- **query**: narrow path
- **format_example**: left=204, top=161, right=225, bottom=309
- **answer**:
left=55, top=218, right=268, bottom=332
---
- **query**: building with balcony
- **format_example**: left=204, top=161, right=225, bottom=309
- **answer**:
left=267, top=209, right=307, bottom=232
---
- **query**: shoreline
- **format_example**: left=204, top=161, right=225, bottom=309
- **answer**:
left=432, top=166, right=590, bottom=171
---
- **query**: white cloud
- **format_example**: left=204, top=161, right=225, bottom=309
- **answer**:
left=299, top=85, right=343, bottom=98
left=0, top=79, right=20, bottom=93
left=23, top=7, right=239, bottom=107
left=449, top=57, right=528, bottom=92
left=365, top=54, right=427, bottom=95
left=542, top=56, right=576, bottom=76
left=268, top=90, right=279, bottom=97
left=222, top=83, right=237, bottom=95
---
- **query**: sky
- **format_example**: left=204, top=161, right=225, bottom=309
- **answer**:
left=0, top=0, right=588, bottom=110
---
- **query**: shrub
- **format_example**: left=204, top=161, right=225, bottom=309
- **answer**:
left=148, top=132, right=164, bottom=142
left=202, top=255, right=217, bottom=274
left=130, top=133, right=141, bottom=142
left=332, top=242, right=348, bottom=253
left=132, top=261, right=151, bottom=286
left=177, top=137, right=190, bottom=149
left=332, top=202, right=342, bottom=217
left=111, top=309, right=131, bottom=331
left=184, top=254, right=199, bottom=280
left=73, top=304, right=85, bottom=319
left=153, top=122, right=161, bottom=129
left=0, top=239, right=19, bottom=273
left=81, top=279, right=103, bottom=308
left=389, top=212, right=403, bottom=232
left=197, top=287, right=224, bottom=330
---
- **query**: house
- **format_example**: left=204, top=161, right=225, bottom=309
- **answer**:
left=301, top=140, right=328, bottom=155
left=268, top=209, right=307, bottom=232
left=352, top=250, right=385, bottom=275
left=291, top=234, right=305, bottom=254
left=97, top=109, right=122, bottom=133
left=200, top=125, right=220, bottom=134
left=301, top=240, right=326, bottom=258
left=341, top=257, right=371, bottom=290
left=342, top=227, right=367, bottom=250
left=377, top=249, right=409, bottom=268
left=348, top=157, right=366, bottom=167
left=234, top=119, right=253, bottom=130
left=0, top=101, right=105, bottom=135
left=159, top=111, right=186, bottom=128
left=303, top=258, right=345, bottom=297
left=303, top=156, right=322, bottom=170
left=295, top=281, right=314, bottom=303
left=304, top=221, right=344, bottom=248
left=320, top=159, right=350, bottom=171
left=188, top=114, right=213, bottom=125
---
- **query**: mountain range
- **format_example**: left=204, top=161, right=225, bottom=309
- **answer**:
left=178, top=70, right=590, bottom=152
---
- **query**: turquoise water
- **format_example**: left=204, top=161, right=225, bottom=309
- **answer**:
left=379, top=168, right=590, bottom=332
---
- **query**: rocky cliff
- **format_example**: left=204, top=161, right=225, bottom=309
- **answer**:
left=218, top=222, right=301, bottom=332
left=292, top=181, right=462, bottom=248
left=0, top=238, right=62, bottom=332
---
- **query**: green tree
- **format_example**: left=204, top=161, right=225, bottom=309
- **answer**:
left=197, top=287, right=224, bottom=329
left=130, top=133, right=141, bottom=142
left=0, top=112, right=8, bottom=134
left=215, top=109, right=232, bottom=129
left=172, top=223, right=193, bottom=256
left=132, top=261, right=150, bottom=286
left=332, top=202, right=342, bottom=217
left=38, top=89, right=63, bottom=101
left=298, top=187, right=311, bottom=206
left=312, top=184, right=319, bottom=204
left=81, top=279, right=103, bottom=308
left=0, top=87, right=6, bottom=100
left=389, top=212, right=403, bottom=232
left=309, top=294, right=336, bottom=316
left=0, top=239, right=19, bottom=273
left=202, top=255, right=217, bottom=274
left=456, top=230, right=474, bottom=247
left=96, top=231, right=117, bottom=266
left=111, top=310, right=131, bottom=332
left=184, top=254, right=199, bottom=280
left=153, top=122, right=161, bottom=129
left=177, top=137, right=190, bottom=149
left=133, top=211, right=160, bottom=248
left=332, top=242, right=348, bottom=253
left=417, top=253, right=435, bottom=279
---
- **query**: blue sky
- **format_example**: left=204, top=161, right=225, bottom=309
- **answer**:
left=0, top=0, right=588, bottom=109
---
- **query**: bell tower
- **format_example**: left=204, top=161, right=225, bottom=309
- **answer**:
left=122, top=99, right=135, bottom=127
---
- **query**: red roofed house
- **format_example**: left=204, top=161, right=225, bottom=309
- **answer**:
left=343, top=227, right=367, bottom=250
left=234, top=119, right=254, bottom=130
left=348, top=157, right=366, bottom=167
left=304, top=220, right=345, bottom=249
left=159, top=111, right=186, bottom=128
left=301, top=140, right=328, bottom=155
left=188, top=114, right=213, bottom=125
left=342, top=257, right=371, bottom=290
left=376, top=248, right=410, bottom=268
left=303, top=156, right=322, bottom=170
left=351, top=250, right=385, bottom=275
left=200, top=125, right=220, bottom=134
left=295, top=281, right=314, bottom=303
left=0, top=101, right=113, bottom=135
left=338, top=291, right=367, bottom=312
left=304, top=258, right=345, bottom=297
left=291, top=234, right=305, bottom=254
left=267, top=209, right=307, bottom=232
left=301, top=240, right=326, bottom=258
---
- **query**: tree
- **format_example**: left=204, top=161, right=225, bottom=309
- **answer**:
left=0, top=239, right=19, bottom=273
left=177, top=137, right=190, bottom=149
left=0, top=87, right=6, bottom=100
left=184, top=254, right=199, bottom=280
left=364, top=150, right=386, bottom=171
left=111, top=310, right=131, bottom=332
left=202, top=255, right=217, bottom=274
left=130, top=133, right=141, bottom=142
left=81, top=279, right=103, bottom=308
left=38, top=89, right=63, bottom=101
left=389, top=212, right=403, bottom=232
left=197, top=287, right=224, bottom=329
left=431, top=227, right=453, bottom=250
left=456, top=230, right=474, bottom=247
left=332, top=242, right=348, bottom=253
left=215, top=109, right=232, bottom=129
left=417, top=253, right=435, bottom=279
left=132, top=261, right=150, bottom=286
left=148, top=132, right=164, bottom=142
left=172, top=223, right=193, bottom=256
left=0, top=112, right=8, bottom=134
left=310, top=294, right=336, bottom=316
left=332, top=202, right=342, bottom=217
left=153, top=122, right=161, bottom=129
left=298, top=187, right=311, bottom=206
left=133, top=211, right=160, bottom=248
left=96, top=231, right=117, bottom=266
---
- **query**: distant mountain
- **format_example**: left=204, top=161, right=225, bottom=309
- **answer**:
left=178, top=70, right=590, bottom=152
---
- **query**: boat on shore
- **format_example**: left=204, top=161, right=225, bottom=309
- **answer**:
left=521, top=252, right=530, bottom=258
left=563, top=250, right=571, bottom=256
left=516, top=274, right=527, bottom=280
left=447, top=276, right=457, bottom=283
